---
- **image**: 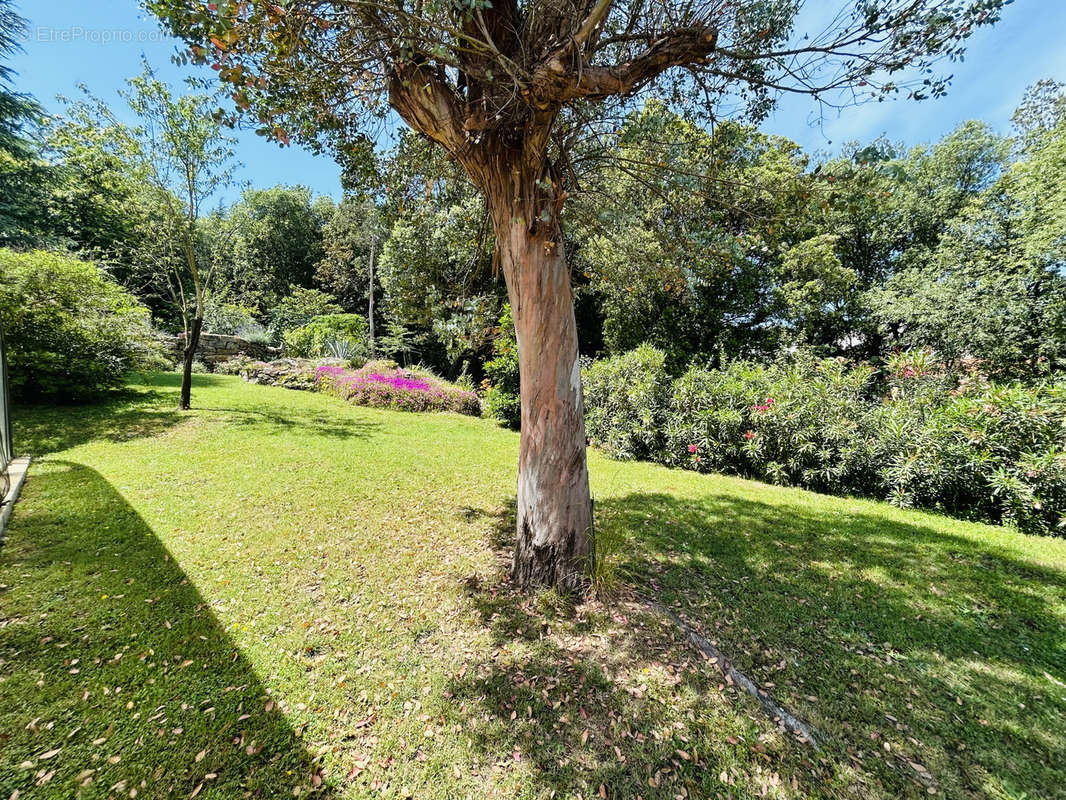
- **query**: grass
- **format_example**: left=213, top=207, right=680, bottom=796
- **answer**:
left=1, top=372, right=1064, bottom=799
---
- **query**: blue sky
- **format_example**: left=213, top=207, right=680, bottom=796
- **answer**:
left=11, top=0, right=1066, bottom=204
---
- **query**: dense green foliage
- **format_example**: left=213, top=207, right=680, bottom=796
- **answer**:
left=268, top=286, right=343, bottom=341
left=583, top=343, right=670, bottom=461
left=584, top=346, right=1066, bottom=535
left=282, top=313, right=369, bottom=359
left=481, top=304, right=521, bottom=430
left=210, top=186, right=332, bottom=310
left=0, top=1, right=50, bottom=249
left=0, top=249, right=157, bottom=400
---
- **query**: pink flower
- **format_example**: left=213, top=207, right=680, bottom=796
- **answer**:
left=688, top=444, right=699, bottom=453
left=744, top=431, right=755, bottom=440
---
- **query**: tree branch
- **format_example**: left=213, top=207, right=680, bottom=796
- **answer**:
left=573, top=0, right=615, bottom=47
left=530, top=25, right=718, bottom=110
left=387, top=62, right=468, bottom=158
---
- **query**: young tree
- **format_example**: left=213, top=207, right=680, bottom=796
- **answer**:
left=73, top=65, right=238, bottom=409
left=150, top=0, right=1008, bottom=592
left=128, top=69, right=238, bottom=409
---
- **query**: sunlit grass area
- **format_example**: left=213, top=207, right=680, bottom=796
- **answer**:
left=2, top=373, right=1064, bottom=799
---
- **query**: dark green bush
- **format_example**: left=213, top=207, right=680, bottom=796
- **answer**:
left=0, top=249, right=158, bottom=401
left=663, top=352, right=877, bottom=494
left=584, top=343, right=670, bottom=460
left=583, top=345, right=1066, bottom=535
left=483, top=304, right=521, bottom=430
left=268, top=286, right=343, bottom=341
left=872, top=353, right=1066, bottom=534
left=283, top=314, right=368, bottom=360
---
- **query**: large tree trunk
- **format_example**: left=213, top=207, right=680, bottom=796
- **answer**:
left=494, top=198, right=594, bottom=593
left=179, top=316, right=204, bottom=411
left=387, top=72, right=594, bottom=592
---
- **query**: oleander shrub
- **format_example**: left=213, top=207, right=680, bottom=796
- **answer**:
left=663, top=352, right=878, bottom=494
left=583, top=343, right=670, bottom=460
left=316, top=361, right=480, bottom=416
left=0, top=248, right=159, bottom=401
left=283, top=314, right=369, bottom=360
left=872, top=354, right=1066, bottom=533
left=583, top=345, right=1066, bottom=535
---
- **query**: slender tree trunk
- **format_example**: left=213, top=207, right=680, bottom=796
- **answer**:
left=180, top=316, right=204, bottom=410
left=368, top=240, right=376, bottom=357
left=493, top=196, right=594, bottom=593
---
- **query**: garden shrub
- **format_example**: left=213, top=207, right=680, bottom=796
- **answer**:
left=268, top=286, right=343, bottom=340
left=583, top=343, right=670, bottom=460
left=483, top=304, right=521, bottom=429
left=202, top=296, right=258, bottom=335
left=0, top=248, right=159, bottom=401
left=584, top=344, right=1066, bottom=535
left=316, top=362, right=480, bottom=416
left=663, top=351, right=878, bottom=494
left=872, top=355, right=1066, bottom=533
left=283, top=314, right=369, bottom=360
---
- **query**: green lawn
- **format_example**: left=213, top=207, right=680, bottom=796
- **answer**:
left=2, top=373, right=1064, bottom=799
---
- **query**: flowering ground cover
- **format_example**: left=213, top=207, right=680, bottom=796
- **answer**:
left=2, top=373, right=1065, bottom=799
left=315, top=363, right=480, bottom=416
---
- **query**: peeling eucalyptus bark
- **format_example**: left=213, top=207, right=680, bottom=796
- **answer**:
left=496, top=204, right=593, bottom=592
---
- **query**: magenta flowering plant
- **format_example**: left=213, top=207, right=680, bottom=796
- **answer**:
left=315, top=363, right=480, bottom=416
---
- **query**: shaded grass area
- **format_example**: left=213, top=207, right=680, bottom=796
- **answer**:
left=2, top=373, right=1065, bottom=799
left=0, top=460, right=326, bottom=797
left=597, top=491, right=1066, bottom=799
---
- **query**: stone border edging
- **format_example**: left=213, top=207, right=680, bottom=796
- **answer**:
left=0, top=456, right=30, bottom=539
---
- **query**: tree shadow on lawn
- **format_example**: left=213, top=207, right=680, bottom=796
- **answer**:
left=600, top=492, right=1066, bottom=799
left=198, top=406, right=380, bottom=441
left=0, top=461, right=331, bottom=799
left=454, top=493, right=1066, bottom=799
left=452, top=500, right=830, bottom=800
left=12, top=387, right=182, bottom=458
left=13, top=373, right=378, bottom=458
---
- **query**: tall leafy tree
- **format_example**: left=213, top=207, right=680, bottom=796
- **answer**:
left=211, top=185, right=329, bottom=309
left=868, top=105, right=1066, bottom=377
left=44, top=95, right=153, bottom=266
left=151, top=0, right=1009, bottom=591
left=0, top=0, right=50, bottom=247
left=796, top=120, right=1009, bottom=357
left=314, top=196, right=387, bottom=313
left=573, top=108, right=809, bottom=369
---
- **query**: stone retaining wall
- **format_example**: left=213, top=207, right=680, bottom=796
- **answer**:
left=168, top=333, right=277, bottom=364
